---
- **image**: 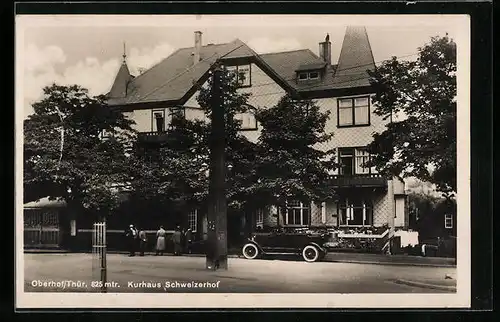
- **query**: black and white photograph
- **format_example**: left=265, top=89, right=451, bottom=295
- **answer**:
left=16, top=14, right=470, bottom=308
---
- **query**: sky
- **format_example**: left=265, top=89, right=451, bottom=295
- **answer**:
left=17, top=15, right=467, bottom=119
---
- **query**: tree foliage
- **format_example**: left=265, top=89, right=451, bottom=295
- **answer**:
left=129, top=113, right=209, bottom=211
left=197, top=65, right=259, bottom=210
left=130, top=65, right=258, bottom=212
left=23, top=84, right=136, bottom=215
left=247, top=95, right=337, bottom=207
left=367, top=35, right=457, bottom=197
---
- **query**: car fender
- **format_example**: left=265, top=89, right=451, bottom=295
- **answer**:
left=306, top=242, right=326, bottom=254
left=244, top=238, right=264, bottom=253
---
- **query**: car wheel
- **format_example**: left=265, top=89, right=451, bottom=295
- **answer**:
left=242, top=243, right=259, bottom=260
left=302, top=245, right=320, bottom=262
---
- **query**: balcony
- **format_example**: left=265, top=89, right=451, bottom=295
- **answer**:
left=329, top=174, right=387, bottom=189
left=138, top=131, right=170, bottom=143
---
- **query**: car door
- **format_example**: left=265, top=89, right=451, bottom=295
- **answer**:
left=259, top=230, right=288, bottom=253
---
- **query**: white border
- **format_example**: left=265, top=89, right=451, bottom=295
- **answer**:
left=15, top=14, right=471, bottom=309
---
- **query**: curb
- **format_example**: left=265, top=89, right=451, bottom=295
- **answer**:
left=24, top=250, right=455, bottom=267
left=24, top=250, right=243, bottom=258
left=327, top=259, right=456, bottom=268
left=392, top=279, right=457, bottom=292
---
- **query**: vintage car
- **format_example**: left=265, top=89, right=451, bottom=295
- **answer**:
left=241, top=227, right=336, bottom=262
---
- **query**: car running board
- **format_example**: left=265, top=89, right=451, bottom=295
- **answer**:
left=263, top=252, right=301, bottom=255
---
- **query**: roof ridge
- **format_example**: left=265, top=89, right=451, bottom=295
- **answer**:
left=128, top=40, right=236, bottom=84
left=175, top=40, right=234, bottom=52
left=260, top=48, right=311, bottom=56
left=135, top=40, right=243, bottom=102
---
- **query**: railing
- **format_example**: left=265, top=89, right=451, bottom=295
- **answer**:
left=139, top=131, right=166, bottom=136
left=137, top=131, right=170, bottom=143
left=329, top=173, right=387, bottom=188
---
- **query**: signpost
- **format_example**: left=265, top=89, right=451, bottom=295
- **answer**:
left=205, top=63, right=228, bottom=270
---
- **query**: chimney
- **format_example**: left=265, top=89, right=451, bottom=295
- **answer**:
left=194, top=31, right=202, bottom=65
left=319, top=33, right=331, bottom=65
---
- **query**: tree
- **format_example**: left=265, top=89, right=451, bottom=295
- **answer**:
left=129, top=64, right=258, bottom=217
left=248, top=95, right=336, bottom=211
left=23, top=84, right=136, bottom=217
left=196, top=64, right=258, bottom=211
left=366, top=35, right=457, bottom=197
left=407, top=192, right=440, bottom=230
left=129, top=112, right=209, bottom=212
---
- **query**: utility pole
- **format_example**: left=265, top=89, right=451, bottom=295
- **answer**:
left=206, top=62, right=228, bottom=270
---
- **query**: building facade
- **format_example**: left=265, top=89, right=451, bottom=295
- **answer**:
left=104, top=27, right=408, bottom=245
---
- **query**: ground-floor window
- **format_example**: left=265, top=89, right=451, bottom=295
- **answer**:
left=188, top=209, right=197, bottom=232
left=338, top=197, right=373, bottom=226
left=255, top=208, right=264, bottom=229
left=444, top=213, right=453, bottom=229
left=281, top=200, right=310, bottom=226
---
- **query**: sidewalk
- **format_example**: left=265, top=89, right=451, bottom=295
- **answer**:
left=24, top=248, right=456, bottom=268
left=391, top=278, right=456, bottom=292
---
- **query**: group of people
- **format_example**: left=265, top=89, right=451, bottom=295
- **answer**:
left=125, top=224, right=193, bottom=257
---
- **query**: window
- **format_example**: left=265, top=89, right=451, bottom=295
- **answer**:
left=444, top=214, right=453, bottom=229
left=234, top=111, right=257, bottom=130
left=338, top=197, right=373, bottom=226
left=256, top=209, right=264, bottom=229
left=152, top=110, right=165, bottom=132
left=339, top=147, right=376, bottom=175
left=308, top=71, right=319, bottom=79
left=188, top=209, right=198, bottom=232
left=339, top=148, right=354, bottom=176
left=355, top=148, right=371, bottom=174
left=281, top=200, right=310, bottom=226
left=169, top=106, right=186, bottom=119
left=338, top=96, right=370, bottom=126
left=297, top=70, right=321, bottom=81
left=226, top=64, right=252, bottom=87
left=99, top=129, right=112, bottom=141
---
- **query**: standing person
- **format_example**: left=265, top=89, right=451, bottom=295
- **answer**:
left=125, top=224, right=138, bottom=256
left=138, top=228, right=148, bottom=256
left=155, top=226, right=167, bottom=256
left=184, top=227, right=193, bottom=254
left=172, top=226, right=182, bottom=256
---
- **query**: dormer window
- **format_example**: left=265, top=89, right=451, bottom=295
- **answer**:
left=297, top=70, right=321, bottom=82
left=308, top=71, right=319, bottom=80
left=298, top=73, right=308, bottom=80
left=296, top=62, right=326, bottom=83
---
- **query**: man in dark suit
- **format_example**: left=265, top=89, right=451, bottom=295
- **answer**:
left=138, top=228, right=148, bottom=256
left=125, top=224, right=138, bottom=256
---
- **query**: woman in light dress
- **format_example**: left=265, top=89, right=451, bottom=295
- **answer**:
left=156, top=226, right=167, bottom=256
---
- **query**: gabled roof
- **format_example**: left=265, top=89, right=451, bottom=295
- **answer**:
left=333, top=26, right=376, bottom=88
left=107, top=39, right=258, bottom=106
left=107, top=26, right=376, bottom=106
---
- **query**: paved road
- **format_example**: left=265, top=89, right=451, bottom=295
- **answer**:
left=23, top=253, right=456, bottom=293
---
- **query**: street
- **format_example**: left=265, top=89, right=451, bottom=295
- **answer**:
left=23, top=253, right=456, bottom=293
